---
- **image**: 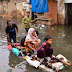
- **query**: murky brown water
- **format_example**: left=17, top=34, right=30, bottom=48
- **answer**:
left=0, top=18, right=72, bottom=72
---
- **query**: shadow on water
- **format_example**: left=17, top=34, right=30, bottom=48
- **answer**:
left=0, top=18, right=72, bottom=72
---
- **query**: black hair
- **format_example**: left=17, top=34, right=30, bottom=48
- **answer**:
left=7, top=20, right=11, bottom=25
left=26, top=11, right=30, bottom=13
left=36, top=31, right=39, bottom=36
left=44, top=35, right=52, bottom=41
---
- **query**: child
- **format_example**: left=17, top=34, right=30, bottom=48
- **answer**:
left=37, top=35, right=53, bottom=62
left=22, top=11, right=36, bottom=32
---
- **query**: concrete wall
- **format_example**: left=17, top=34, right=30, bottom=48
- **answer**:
left=64, top=0, right=72, bottom=3
left=57, top=0, right=65, bottom=24
left=1, top=0, right=26, bottom=17
left=0, top=0, right=3, bottom=15
left=45, top=1, right=57, bottom=24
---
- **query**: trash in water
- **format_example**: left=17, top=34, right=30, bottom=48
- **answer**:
left=44, top=26, right=47, bottom=29
left=52, top=27, right=54, bottom=30
left=63, top=35, right=65, bottom=37
left=41, top=25, right=44, bottom=28
left=15, top=66, right=17, bottom=68
left=40, top=27, right=42, bottom=30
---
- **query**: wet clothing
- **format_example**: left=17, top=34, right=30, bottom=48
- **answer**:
left=26, top=28, right=38, bottom=44
left=29, top=0, right=49, bottom=13
left=22, top=16, right=34, bottom=29
left=37, top=42, right=53, bottom=58
left=9, top=32, right=16, bottom=43
left=5, top=22, right=17, bottom=43
left=21, top=36, right=26, bottom=47
left=25, top=28, right=39, bottom=52
left=5, top=22, right=17, bottom=37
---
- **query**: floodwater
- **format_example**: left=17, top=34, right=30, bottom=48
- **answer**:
left=0, top=18, right=72, bottom=72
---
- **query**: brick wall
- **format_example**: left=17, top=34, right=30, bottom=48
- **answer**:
left=45, top=1, right=57, bottom=24
left=2, top=0, right=26, bottom=17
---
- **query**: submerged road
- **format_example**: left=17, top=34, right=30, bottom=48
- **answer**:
left=0, top=18, right=72, bottom=72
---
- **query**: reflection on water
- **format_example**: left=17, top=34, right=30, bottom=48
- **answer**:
left=0, top=18, right=72, bottom=72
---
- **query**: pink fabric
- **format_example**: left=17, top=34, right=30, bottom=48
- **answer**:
left=26, top=28, right=38, bottom=40
left=7, top=45, right=12, bottom=50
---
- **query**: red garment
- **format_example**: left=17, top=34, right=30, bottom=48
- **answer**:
left=37, top=42, right=53, bottom=58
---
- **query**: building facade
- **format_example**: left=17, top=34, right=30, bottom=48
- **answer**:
left=57, top=0, right=72, bottom=24
left=0, top=0, right=26, bottom=17
left=0, top=0, right=58, bottom=24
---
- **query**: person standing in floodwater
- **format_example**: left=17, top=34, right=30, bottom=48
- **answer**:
left=5, top=20, right=18, bottom=45
left=22, top=11, right=36, bottom=32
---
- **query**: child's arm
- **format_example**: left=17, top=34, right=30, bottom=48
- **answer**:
left=29, top=18, right=34, bottom=23
left=27, top=43, right=35, bottom=51
left=25, top=39, right=38, bottom=43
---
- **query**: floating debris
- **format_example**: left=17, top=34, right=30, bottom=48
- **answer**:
left=15, top=66, right=17, bottom=68
left=41, top=25, right=44, bottom=28
left=52, top=27, right=54, bottom=30
left=40, top=27, right=42, bottom=30
left=44, top=26, right=47, bottom=29
left=63, top=35, right=65, bottom=37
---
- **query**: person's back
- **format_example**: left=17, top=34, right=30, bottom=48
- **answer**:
left=21, top=36, right=26, bottom=47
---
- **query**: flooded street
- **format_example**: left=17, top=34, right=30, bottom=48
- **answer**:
left=0, top=18, right=72, bottom=72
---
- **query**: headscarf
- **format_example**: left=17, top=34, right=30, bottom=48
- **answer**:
left=26, top=28, right=38, bottom=40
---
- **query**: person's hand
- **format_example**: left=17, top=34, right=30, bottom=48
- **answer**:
left=32, top=39, right=38, bottom=42
left=8, top=42, right=11, bottom=45
left=34, top=39, right=38, bottom=42
left=34, top=19, right=37, bottom=23
left=34, top=18, right=37, bottom=21
left=33, top=48, right=35, bottom=51
left=17, top=30, right=18, bottom=33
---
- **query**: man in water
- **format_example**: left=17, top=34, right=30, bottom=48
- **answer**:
left=22, top=11, right=36, bottom=32
left=5, top=20, right=18, bottom=45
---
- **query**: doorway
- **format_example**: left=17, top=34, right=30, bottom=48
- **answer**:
left=65, top=3, right=72, bottom=25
